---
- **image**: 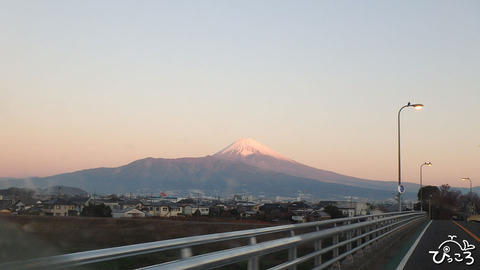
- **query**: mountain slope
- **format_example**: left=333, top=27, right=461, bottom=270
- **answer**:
left=213, top=138, right=418, bottom=192
left=1, top=156, right=410, bottom=199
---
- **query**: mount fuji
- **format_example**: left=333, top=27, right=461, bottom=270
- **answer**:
left=0, top=138, right=418, bottom=200
left=213, top=138, right=417, bottom=192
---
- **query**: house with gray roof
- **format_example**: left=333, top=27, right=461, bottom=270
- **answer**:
left=112, top=208, right=145, bottom=218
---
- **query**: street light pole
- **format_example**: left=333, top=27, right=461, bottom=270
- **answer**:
left=419, top=162, right=432, bottom=212
left=398, top=102, right=423, bottom=212
left=462, top=177, right=473, bottom=215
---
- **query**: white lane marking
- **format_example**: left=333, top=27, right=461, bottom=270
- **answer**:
left=396, top=220, right=433, bottom=270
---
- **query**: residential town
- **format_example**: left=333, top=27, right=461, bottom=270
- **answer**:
left=0, top=187, right=390, bottom=223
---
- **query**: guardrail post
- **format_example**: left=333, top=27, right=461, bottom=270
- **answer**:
left=354, top=225, right=364, bottom=259
left=365, top=224, right=370, bottom=242
left=346, top=229, right=352, bottom=251
left=371, top=223, right=378, bottom=248
left=289, top=230, right=297, bottom=270
left=248, top=237, right=259, bottom=270
left=357, top=228, right=362, bottom=247
left=383, top=220, right=388, bottom=240
left=315, top=226, right=322, bottom=266
left=331, top=222, right=339, bottom=258
left=181, top=247, right=192, bottom=259
left=333, top=233, right=339, bottom=258
left=378, top=221, right=384, bottom=243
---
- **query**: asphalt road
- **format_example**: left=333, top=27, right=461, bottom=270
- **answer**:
left=400, top=220, right=480, bottom=270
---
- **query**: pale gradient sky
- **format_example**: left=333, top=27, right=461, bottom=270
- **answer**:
left=1, top=1, right=479, bottom=189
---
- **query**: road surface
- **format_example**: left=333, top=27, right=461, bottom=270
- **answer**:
left=399, top=220, right=480, bottom=269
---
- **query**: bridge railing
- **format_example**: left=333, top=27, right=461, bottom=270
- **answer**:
left=0, top=211, right=426, bottom=270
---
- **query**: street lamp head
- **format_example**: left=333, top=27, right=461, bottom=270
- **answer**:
left=462, top=177, right=471, bottom=181
left=411, top=103, right=424, bottom=110
left=421, top=162, right=432, bottom=168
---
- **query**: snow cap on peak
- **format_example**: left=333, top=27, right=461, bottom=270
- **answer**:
left=213, top=138, right=293, bottom=161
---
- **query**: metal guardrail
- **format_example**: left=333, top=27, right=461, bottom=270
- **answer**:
left=0, top=211, right=426, bottom=270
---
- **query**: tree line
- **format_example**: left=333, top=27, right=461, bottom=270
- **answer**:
left=416, top=184, right=479, bottom=220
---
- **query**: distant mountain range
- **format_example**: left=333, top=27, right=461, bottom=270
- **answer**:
left=0, top=138, right=428, bottom=200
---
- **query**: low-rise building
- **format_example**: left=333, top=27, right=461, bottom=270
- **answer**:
left=236, top=202, right=261, bottom=212
left=121, top=199, right=143, bottom=210
left=143, top=201, right=183, bottom=217
left=337, top=201, right=368, bottom=216
left=148, top=196, right=178, bottom=203
left=0, top=199, right=13, bottom=212
left=39, top=198, right=78, bottom=216
left=183, top=205, right=209, bottom=216
left=112, top=208, right=146, bottom=218
left=89, top=197, right=123, bottom=210
left=234, top=195, right=253, bottom=202
left=240, top=211, right=258, bottom=219
left=307, top=210, right=331, bottom=222
left=318, top=201, right=369, bottom=217
left=12, top=198, right=37, bottom=212
left=290, top=209, right=331, bottom=223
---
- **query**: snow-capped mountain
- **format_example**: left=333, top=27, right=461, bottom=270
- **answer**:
left=0, top=138, right=419, bottom=200
left=212, top=137, right=356, bottom=181
left=214, top=138, right=295, bottom=162
left=213, top=138, right=417, bottom=192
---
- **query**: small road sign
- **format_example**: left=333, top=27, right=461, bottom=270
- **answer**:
left=398, top=184, right=405, bottom=194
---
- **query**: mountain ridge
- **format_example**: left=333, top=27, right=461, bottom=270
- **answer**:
left=0, top=138, right=425, bottom=200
